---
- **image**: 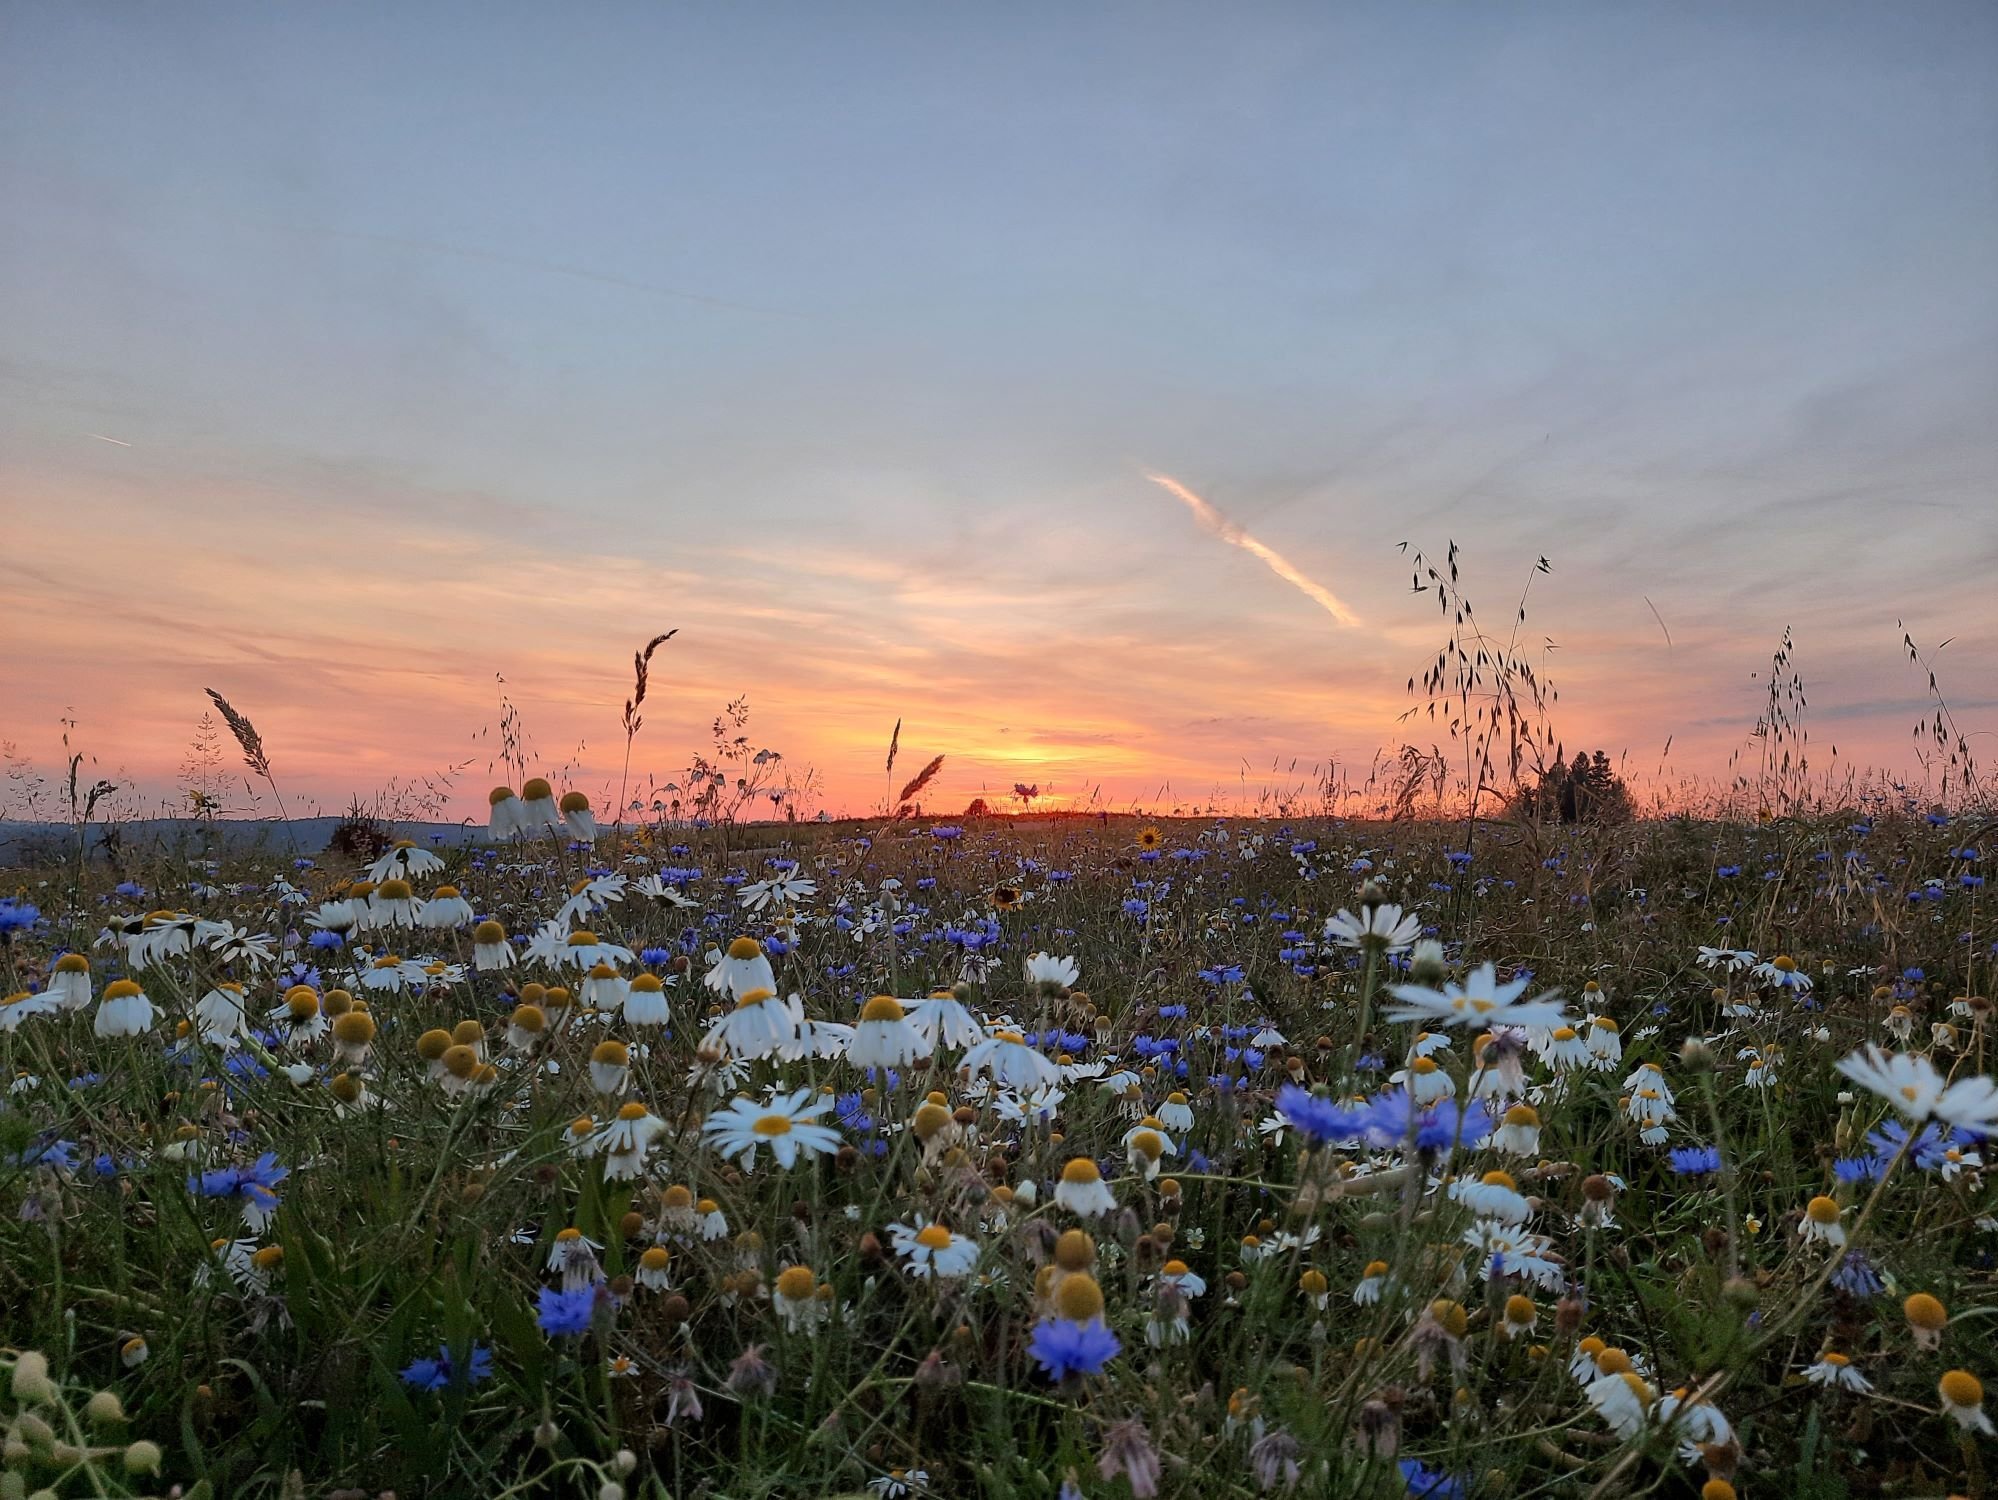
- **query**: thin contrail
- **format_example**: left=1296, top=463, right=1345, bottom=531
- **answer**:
left=84, top=433, right=132, bottom=446
left=1144, top=470, right=1361, bottom=627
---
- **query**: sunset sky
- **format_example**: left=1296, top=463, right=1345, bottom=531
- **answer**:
left=4, top=4, right=1995, bottom=819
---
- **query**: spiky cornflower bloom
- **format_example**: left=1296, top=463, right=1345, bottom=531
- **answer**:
left=1669, top=1145, right=1723, bottom=1177
left=399, top=1343, right=495, bottom=1391
left=1273, top=1084, right=1364, bottom=1145
left=1354, top=1089, right=1492, bottom=1154
left=1028, top=1317, right=1121, bottom=1381
left=191, top=1152, right=289, bottom=1230
left=536, top=1284, right=602, bottom=1338
left=1398, top=1460, right=1467, bottom=1499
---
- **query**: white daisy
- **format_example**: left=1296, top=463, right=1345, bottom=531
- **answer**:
left=702, top=1088, right=843, bottom=1170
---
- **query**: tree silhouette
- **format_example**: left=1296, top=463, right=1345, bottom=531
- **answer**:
left=1515, top=751, right=1633, bottom=824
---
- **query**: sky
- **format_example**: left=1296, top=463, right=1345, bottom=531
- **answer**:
left=3, top=2, right=1995, bottom=820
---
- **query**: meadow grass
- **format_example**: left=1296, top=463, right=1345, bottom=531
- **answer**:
left=0, top=802, right=1994, bottom=1499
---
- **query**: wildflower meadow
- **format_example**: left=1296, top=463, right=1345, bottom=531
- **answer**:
left=2, top=779, right=1995, bottom=1500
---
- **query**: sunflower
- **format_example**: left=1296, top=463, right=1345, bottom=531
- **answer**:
left=1136, top=825, right=1163, bottom=851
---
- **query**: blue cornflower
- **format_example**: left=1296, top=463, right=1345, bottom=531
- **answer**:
left=1399, top=1460, right=1467, bottom=1499
left=640, top=946, right=672, bottom=967
left=1358, top=1090, right=1491, bottom=1153
left=192, top=1152, right=290, bottom=1223
left=1834, top=1154, right=1885, bottom=1185
left=536, top=1285, right=599, bottom=1337
left=1121, top=898, right=1149, bottom=920
left=0, top=900, right=41, bottom=936
left=1668, top=1145, right=1722, bottom=1176
left=1868, top=1120, right=1954, bottom=1172
left=308, top=929, right=346, bottom=951
left=1274, top=1084, right=1365, bottom=1145
left=1027, top=1318, right=1121, bottom=1381
left=11, top=1139, right=79, bottom=1172
left=399, top=1343, right=496, bottom=1391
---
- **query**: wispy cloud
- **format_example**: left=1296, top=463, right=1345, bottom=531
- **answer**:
left=1144, top=471, right=1363, bottom=628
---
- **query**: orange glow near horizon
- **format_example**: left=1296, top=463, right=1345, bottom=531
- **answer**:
left=3, top=444, right=1982, bottom=827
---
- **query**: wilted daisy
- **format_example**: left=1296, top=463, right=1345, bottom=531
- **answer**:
left=635, top=1246, right=673, bottom=1291
left=189, top=983, right=248, bottom=1047
left=1122, top=1117, right=1176, bottom=1180
left=0, top=990, right=55, bottom=1032
left=418, top=884, right=475, bottom=929
left=889, top=1219, right=980, bottom=1279
left=1803, top=1352, right=1872, bottom=1392
left=1939, top=1370, right=1994, bottom=1434
left=907, top=990, right=983, bottom=1046
left=1386, top=962, right=1567, bottom=1030
left=330, top=1008, right=376, bottom=1067
left=580, top=961, right=629, bottom=1014
left=470, top=920, right=514, bottom=971
left=594, top=1101, right=665, bottom=1180
left=94, top=978, right=156, bottom=1038
left=623, top=972, right=673, bottom=1029
left=516, top=778, right=562, bottom=833
left=1586, top=1369, right=1656, bottom=1439
left=1391, top=1055, right=1455, bottom=1105
left=847, top=995, right=927, bottom=1069
left=1584, top=1015, right=1622, bottom=1067
left=704, top=988, right=805, bottom=1060
left=772, top=1265, right=828, bottom=1331
left=1054, top=1157, right=1117, bottom=1217
left=1449, top=1169, right=1531, bottom=1224
left=958, top=1029, right=1059, bottom=1092
left=1799, top=1195, right=1847, bottom=1248
left=558, top=791, right=597, bottom=843
left=45, top=952, right=92, bottom=1011
left=589, top=1040, right=631, bottom=1095
left=554, top=929, right=635, bottom=971
left=702, top=1088, right=842, bottom=1169
left=706, top=937, right=778, bottom=1000
left=1492, top=1102, right=1541, bottom=1156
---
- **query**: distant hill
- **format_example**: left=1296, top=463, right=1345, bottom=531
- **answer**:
left=0, top=817, right=481, bottom=863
